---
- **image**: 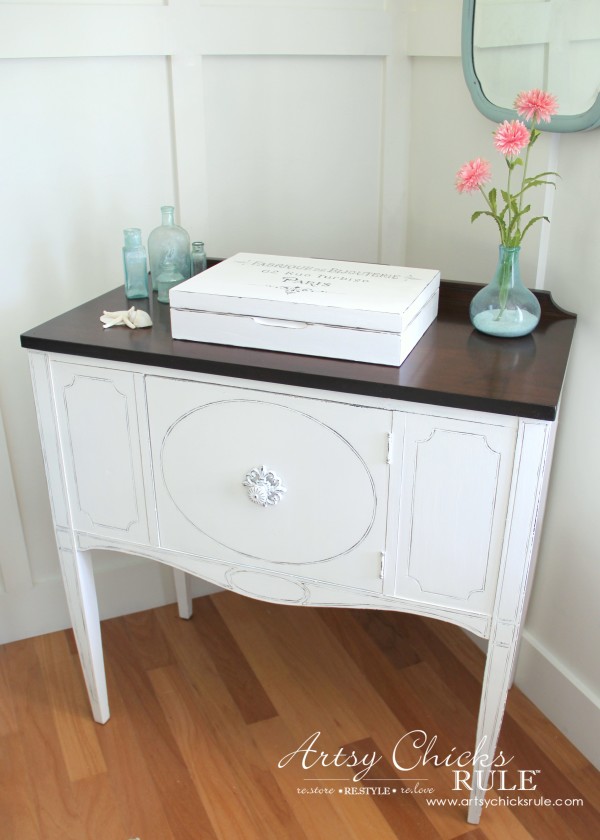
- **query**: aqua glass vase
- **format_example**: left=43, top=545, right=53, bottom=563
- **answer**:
left=148, top=205, right=191, bottom=291
left=469, top=246, right=541, bottom=338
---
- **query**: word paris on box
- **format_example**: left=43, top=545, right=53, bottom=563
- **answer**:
left=169, top=253, right=440, bottom=366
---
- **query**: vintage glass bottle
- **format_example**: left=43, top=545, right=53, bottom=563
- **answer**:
left=191, top=241, right=208, bottom=276
left=122, top=228, right=149, bottom=299
left=148, top=205, right=191, bottom=291
left=156, top=255, right=185, bottom=304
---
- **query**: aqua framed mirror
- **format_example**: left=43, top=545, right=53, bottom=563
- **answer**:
left=462, top=0, right=600, bottom=131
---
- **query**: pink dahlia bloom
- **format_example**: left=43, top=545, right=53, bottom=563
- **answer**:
left=514, top=89, right=558, bottom=123
left=455, top=158, right=492, bottom=193
left=493, top=120, right=530, bottom=156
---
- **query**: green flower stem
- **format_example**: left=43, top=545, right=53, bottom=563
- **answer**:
left=478, top=185, right=505, bottom=242
left=496, top=252, right=512, bottom=320
left=518, top=118, right=539, bottom=218
left=506, top=162, right=513, bottom=238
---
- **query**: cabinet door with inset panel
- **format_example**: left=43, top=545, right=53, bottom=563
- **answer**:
left=393, top=411, right=517, bottom=617
left=146, top=375, right=391, bottom=593
left=51, top=361, right=149, bottom=544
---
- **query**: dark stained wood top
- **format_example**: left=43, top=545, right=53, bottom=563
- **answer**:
left=20, top=273, right=576, bottom=421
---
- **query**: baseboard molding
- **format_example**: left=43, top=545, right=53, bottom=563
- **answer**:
left=0, top=550, right=220, bottom=645
left=466, top=627, right=599, bottom=769
left=514, top=631, right=600, bottom=770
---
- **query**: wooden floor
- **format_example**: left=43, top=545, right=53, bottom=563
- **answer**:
left=1, top=591, right=598, bottom=840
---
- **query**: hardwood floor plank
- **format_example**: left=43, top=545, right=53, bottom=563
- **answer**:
left=250, top=715, right=400, bottom=840
left=191, top=596, right=278, bottom=724
left=150, top=662, right=306, bottom=840
left=3, top=637, right=89, bottom=839
left=0, top=644, right=18, bottom=736
left=455, top=805, right=535, bottom=840
left=122, top=608, right=176, bottom=671
left=315, top=608, right=481, bottom=838
left=425, top=618, right=487, bottom=681
left=154, top=603, right=313, bottom=839
left=0, top=733, right=42, bottom=840
left=210, top=596, right=366, bottom=744
left=93, top=658, right=181, bottom=840
left=213, top=593, right=408, bottom=746
left=100, top=616, right=215, bottom=840
left=1, top=595, right=598, bottom=840
left=68, top=775, right=129, bottom=840
left=570, top=764, right=600, bottom=814
left=339, top=608, right=423, bottom=670
left=374, top=612, right=484, bottom=712
left=345, top=735, right=444, bottom=839
left=33, top=632, right=107, bottom=783
left=491, top=714, right=600, bottom=840
left=213, top=595, right=474, bottom=838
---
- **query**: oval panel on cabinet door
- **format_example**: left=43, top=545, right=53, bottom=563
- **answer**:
left=159, top=398, right=376, bottom=564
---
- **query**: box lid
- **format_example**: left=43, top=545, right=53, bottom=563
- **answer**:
left=169, top=253, right=440, bottom=332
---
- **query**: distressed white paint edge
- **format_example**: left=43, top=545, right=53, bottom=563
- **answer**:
left=0, top=557, right=219, bottom=645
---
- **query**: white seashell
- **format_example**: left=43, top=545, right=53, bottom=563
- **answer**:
left=130, top=309, right=153, bottom=328
left=100, top=307, right=152, bottom=329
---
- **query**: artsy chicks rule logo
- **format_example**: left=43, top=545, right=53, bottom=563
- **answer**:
left=277, top=730, right=540, bottom=794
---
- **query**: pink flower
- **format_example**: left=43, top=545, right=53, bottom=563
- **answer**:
left=514, top=89, right=558, bottom=123
left=493, top=120, right=530, bottom=156
left=455, top=158, right=492, bottom=193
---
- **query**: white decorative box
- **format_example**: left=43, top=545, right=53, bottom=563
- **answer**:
left=169, top=253, right=440, bottom=366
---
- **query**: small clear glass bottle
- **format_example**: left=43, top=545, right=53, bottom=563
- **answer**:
left=122, top=228, right=149, bottom=299
left=148, top=205, right=191, bottom=290
left=157, top=253, right=185, bottom=304
left=191, top=241, right=208, bottom=276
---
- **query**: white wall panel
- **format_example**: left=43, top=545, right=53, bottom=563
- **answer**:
left=1, top=1, right=411, bottom=641
left=0, top=56, right=175, bottom=593
left=202, top=55, right=384, bottom=260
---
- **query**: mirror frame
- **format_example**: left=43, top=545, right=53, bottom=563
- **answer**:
left=462, top=0, right=600, bottom=131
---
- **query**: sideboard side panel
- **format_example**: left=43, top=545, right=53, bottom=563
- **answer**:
left=28, top=351, right=70, bottom=530
left=50, top=361, right=150, bottom=545
left=394, top=413, right=517, bottom=615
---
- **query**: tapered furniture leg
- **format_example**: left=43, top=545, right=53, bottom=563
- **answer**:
left=468, top=619, right=519, bottom=823
left=468, top=419, right=552, bottom=823
left=173, top=568, right=193, bottom=619
left=56, top=531, right=110, bottom=724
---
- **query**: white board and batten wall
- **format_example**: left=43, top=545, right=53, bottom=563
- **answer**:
left=1, top=0, right=598, bottom=769
left=0, top=0, right=412, bottom=643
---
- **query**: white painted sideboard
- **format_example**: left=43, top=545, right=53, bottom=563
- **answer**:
left=21, top=279, right=576, bottom=825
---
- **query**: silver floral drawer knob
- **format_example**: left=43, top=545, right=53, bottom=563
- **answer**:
left=243, top=466, right=286, bottom=507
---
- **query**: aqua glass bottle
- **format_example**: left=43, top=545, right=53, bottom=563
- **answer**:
left=156, top=254, right=185, bottom=304
left=148, top=205, right=191, bottom=291
left=122, top=228, right=149, bottom=299
left=191, top=241, right=208, bottom=276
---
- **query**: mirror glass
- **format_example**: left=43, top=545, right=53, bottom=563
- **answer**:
left=462, top=0, right=600, bottom=131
